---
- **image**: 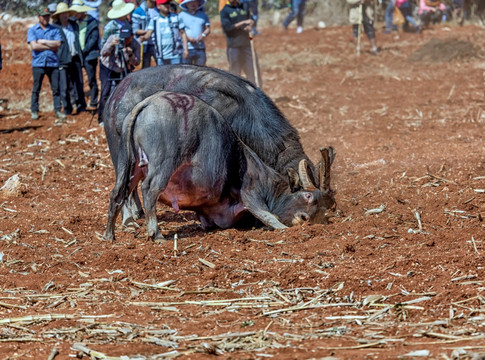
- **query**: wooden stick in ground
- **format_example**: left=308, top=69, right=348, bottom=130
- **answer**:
left=357, top=2, right=363, bottom=54
left=249, top=36, right=260, bottom=88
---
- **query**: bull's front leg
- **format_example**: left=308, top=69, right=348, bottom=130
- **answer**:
left=104, top=183, right=126, bottom=241
left=121, top=190, right=144, bottom=226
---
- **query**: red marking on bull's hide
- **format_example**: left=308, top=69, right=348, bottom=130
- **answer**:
left=162, top=93, right=195, bottom=132
left=109, top=76, right=133, bottom=129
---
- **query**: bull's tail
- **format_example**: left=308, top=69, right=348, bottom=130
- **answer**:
left=118, top=92, right=168, bottom=201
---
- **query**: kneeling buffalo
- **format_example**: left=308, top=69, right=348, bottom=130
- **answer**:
left=104, top=65, right=336, bottom=226
left=104, top=92, right=335, bottom=241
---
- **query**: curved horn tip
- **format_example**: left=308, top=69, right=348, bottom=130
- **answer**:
left=298, top=159, right=316, bottom=191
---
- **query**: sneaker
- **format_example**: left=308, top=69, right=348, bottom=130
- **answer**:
left=98, top=121, right=104, bottom=128
left=296, top=26, right=303, bottom=34
left=31, top=112, right=39, bottom=120
left=86, top=104, right=98, bottom=111
left=372, top=47, right=379, bottom=55
left=56, top=111, right=66, bottom=121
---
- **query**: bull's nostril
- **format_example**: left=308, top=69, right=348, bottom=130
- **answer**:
left=301, top=213, right=310, bottom=222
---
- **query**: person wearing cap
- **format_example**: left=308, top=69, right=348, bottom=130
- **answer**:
left=220, top=0, right=261, bottom=86
left=178, top=0, right=210, bottom=66
left=52, top=2, right=87, bottom=116
left=142, top=0, right=188, bottom=65
left=27, top=6, right=64, bottom=121
left=71, top=0, right=100, bottom=111
left=132, top=0, right=159, bottom=68
left=98, top=0, right=140, bottom=124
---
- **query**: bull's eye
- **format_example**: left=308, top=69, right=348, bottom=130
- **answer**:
left=304, top=192, right=313, bottom=202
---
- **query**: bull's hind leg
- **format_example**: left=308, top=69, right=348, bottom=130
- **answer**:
left=141, top=176, right=167, bottom=242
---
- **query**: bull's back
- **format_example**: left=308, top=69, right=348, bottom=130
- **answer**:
left=106, top=65, right=310, bottom=174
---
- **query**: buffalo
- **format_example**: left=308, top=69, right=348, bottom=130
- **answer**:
left=104, top=91, right=335, bottom=241
left=103, top=64, right=336, bottom=227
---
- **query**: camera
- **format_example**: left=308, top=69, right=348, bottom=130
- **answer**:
left=118, top=23, right=132, bottom=48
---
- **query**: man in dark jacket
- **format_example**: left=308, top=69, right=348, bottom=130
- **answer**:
left=71, top=0, right=100, bottom=111
left=52, top=2, right=87, bottom=116
left=220, top=0, right=262, bottom=87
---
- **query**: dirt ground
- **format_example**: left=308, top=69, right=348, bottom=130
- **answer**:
left=0, top=16, right=484, bottom=360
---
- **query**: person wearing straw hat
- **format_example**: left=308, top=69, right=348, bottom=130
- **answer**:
left=52, top=2, right=87, bottom=116
left=220, top=0, right=262, bottom=86
left=98, top=0, right=139, bottom=124
left=178, top=0, right=210, bottom=66
left=101, top=0, right=135, bottom=47
left=27, top=6, right=65, bottom=121
left=132, top=0, right=159, bottom=68
left=71, top=0, right=100, bottom=111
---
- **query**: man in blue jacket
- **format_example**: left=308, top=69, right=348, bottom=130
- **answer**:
left=27, top=6, right=65, bottom=121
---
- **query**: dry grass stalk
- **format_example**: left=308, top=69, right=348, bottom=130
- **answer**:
left=198, top=258, right=216, bottom=268
left=0, top=301, right=27, bottom=310
left=47, top=346, right=59, bottom=360
left=0, top=313, right=114, bottom=325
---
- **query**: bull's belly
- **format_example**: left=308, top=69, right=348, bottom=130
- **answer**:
left=158, top=189, right=246, bottom=229
left=156, top=165, right=246, bottom=229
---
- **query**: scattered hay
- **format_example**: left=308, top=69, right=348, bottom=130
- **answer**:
left=409, top=38, right=482, bottom=62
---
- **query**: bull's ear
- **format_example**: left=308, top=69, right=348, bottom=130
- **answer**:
left=287, top=168, right=301, bottom=192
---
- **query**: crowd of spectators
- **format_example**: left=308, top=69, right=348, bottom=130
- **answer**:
left=6, top=0, right=469, bottom=123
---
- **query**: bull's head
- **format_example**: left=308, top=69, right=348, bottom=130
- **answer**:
left=283, top=147, right=336, bottom=226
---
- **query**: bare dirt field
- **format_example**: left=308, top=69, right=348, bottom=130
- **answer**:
left=0, top=16, right=484, bottom=360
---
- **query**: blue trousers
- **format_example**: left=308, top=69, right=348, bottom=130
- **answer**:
left=283, top=0, right=306, bottom=28
left=156, top=57, right=182, bottom=66
left=183, top=49, right=207, bottom=66
left=31, top=66, right=61, bottom=113
left=398, top=1, right=419, bottom=28
left=385, top=0, right=398, bottom=31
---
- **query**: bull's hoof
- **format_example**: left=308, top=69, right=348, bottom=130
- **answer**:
left=149, top=233, right=166, bottom=244
left=103, top=231, right=115, bottom=241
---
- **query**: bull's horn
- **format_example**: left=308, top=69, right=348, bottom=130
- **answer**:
left=319, top=147, right=335, bottom=190
left=298, top=159, right=316, bottom=191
